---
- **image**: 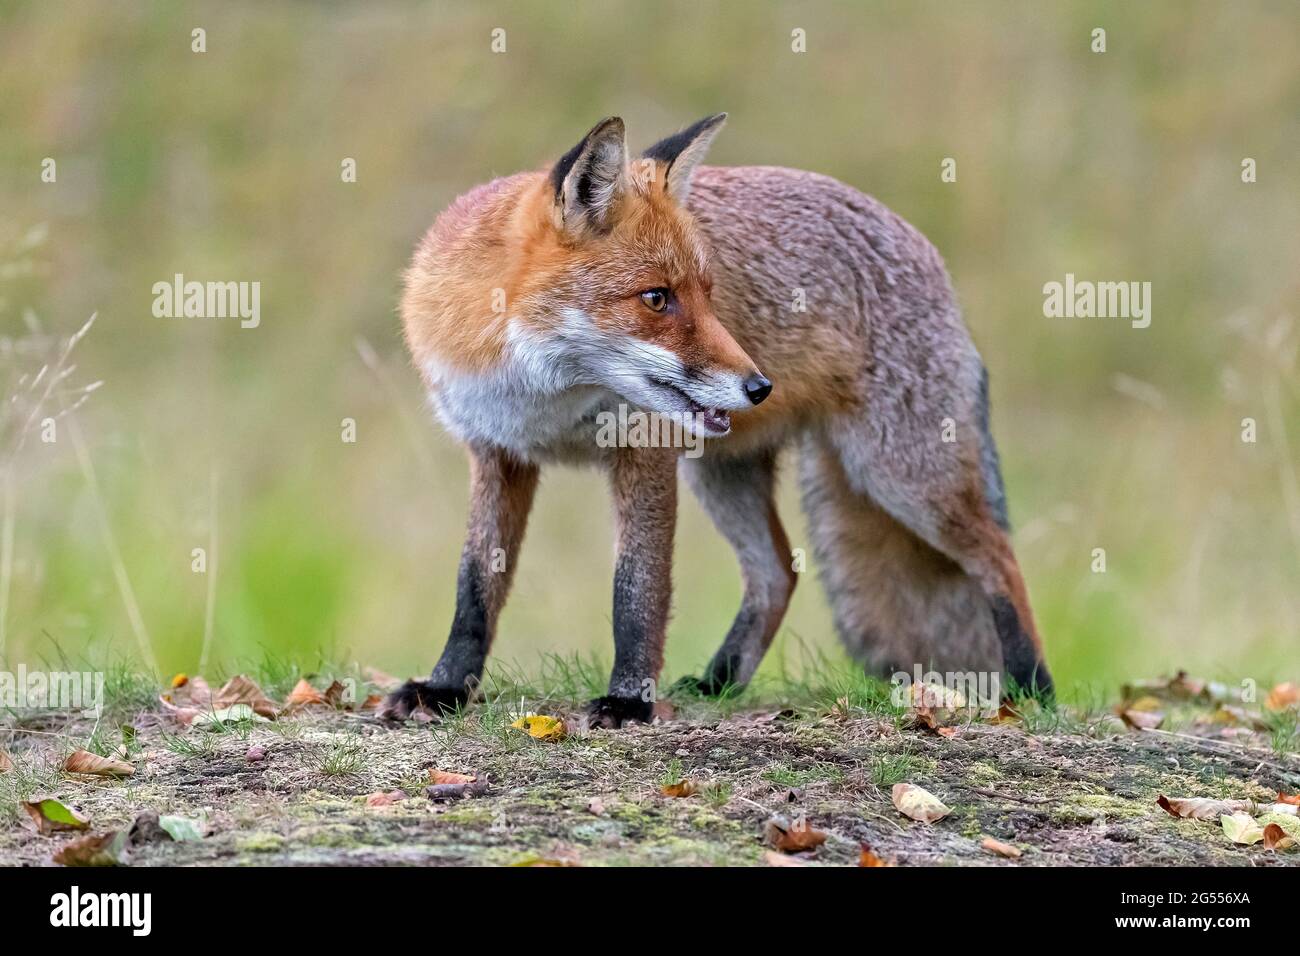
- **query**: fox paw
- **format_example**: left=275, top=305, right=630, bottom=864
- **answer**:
left=585, top=695, right=653, bottom=729
left=377, top=681, right=467, bottom=721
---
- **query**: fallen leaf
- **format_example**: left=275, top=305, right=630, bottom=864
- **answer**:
left=909, top=681, right=966, bottom=710
left=63, top=749, right=134, bottom=778
left=365, top=790, right=408, bottom=808
left=213, top=675, right=278, bottom=718
left=1266, top=682, right=1300, bottom=711
left=1119, top=708, right=1164, bottom=730
left=24, top=797, right=90, bottom=834
left=191, top=703, right=267, bottom=728
left=892, top=783, right=951, bottom=823
left=428, top=769, right=478, bottom=786
left=323, top=680, right=349, bottom=707
left=586, top=797, right=606, bottom=816
left=511, top=714, right=566, bottom=741
left=1156, top=795, right=1255, bottom=820
left=858, top=843, right=890, bottom=867
left=764, top=816, right=827, bottom=853
left=159, top=815, right=206, bottom=841
left=1263, top=823, right=1294, bottom=851
left=1278, top=792, right=1300, bottom=806
left=171, top=673, right=189, bottom=688
left=0, top=749, right=12, bottom=772
left=1221, top=812, right=1265, bottom=845
left=937, top=726, right=960, bottom=738
left=1126, top=695, right=1165, bottom=712
left=360, top=694, right=383, bottom=711
left=54, top=831, right=128, bottom=867
left=511, top=856, right=581, bottom=867
left=245, top=745, right=267, bottom=763
left=1123, top=670, right=1229, bottom=705
left=285, top=678, right=326, bottom=708
left=981, top=836, right=1022, bottom=859
left=661, top=779, right=699, bottom=798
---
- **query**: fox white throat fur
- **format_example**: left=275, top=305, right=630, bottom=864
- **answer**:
left=382, top=114, right=1053, bottom=728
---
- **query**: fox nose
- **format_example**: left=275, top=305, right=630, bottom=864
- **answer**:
left=744, top=373, right=772, bottom=405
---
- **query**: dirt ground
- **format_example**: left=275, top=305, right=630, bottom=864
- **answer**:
left=3, top=670, right=1299, bottom=867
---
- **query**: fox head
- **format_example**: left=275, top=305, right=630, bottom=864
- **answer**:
left=495, top=114, right=770, bottom=436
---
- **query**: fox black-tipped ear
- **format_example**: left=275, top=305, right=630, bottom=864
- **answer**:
left=550, top=117, right=628, bottom=234
left=641, top=112, right=727, bottom=204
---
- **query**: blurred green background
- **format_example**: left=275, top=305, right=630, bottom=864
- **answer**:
left=0, top=1, right=1296, bottom=697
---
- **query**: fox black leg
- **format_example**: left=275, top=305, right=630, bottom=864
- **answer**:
left=587, top=447, right=677, bottom=728
left=677, top=451, right=795, bottom=697
left=381, top=445, right=539, bottom=721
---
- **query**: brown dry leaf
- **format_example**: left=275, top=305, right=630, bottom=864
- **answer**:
left=360, top=693, right=383, bottom=711
left=284, top=678, right=326, bottom=708
left=323, top=680, right=348, bottom=707
left=1262, top=823, right=1295, bottom=850
left=937, top=726, right=960, bottom=738
left=981, top=836, right=1022, bottom=859
left=428, top=769, right=477, bottom=786
left=1156, top=795, right=1255, bottom=820
left=23, top=797, right=90, bottom=835
left=764, top=816, right=827, bottom=853
left=365, top=789, right=408, bottom=808
left=661, top=779, right=699, bottom=798
left=53, top=831, right=128, bottom=867
left=1126, top=695, right=1165, bottom=713
left=1119, top=708, right=1164, bottom=730
left=0, top=749, right=12, bottom=772
left=170, top=673, right=189, bottom=688
left=858, top=843, right=890, bottom=867
left=892, top=783, right=951, bottom=823
left=1265, top=682, right=1300, bottom=712
left=63, top=749, right=133, bottom=778
left=213, top=675, right=278, bottom=718
left=1277, top=792, right=1300, bottom=806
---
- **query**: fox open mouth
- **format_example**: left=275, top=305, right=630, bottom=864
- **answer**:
left=650, top=379, right=731, bottom=435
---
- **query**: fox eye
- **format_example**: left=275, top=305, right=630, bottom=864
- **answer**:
left=639, top=288, right=670, bottom=313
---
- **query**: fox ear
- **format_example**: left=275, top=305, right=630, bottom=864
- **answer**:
left=641, top=112, right=727, bottom=204
left=550, top=117, right=627, bottom=235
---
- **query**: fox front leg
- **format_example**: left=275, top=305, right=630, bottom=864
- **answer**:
left=380, top=445, right=539, bottom=720
left=586, top=446, right=678, bottom=728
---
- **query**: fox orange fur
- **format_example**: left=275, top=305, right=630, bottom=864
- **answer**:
left=381, top=115, right=1051, bottom=726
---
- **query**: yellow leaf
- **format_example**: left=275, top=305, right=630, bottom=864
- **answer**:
left=0, top=749, right=12, bottom=772
left=1221, top=812, right=1264, bottom=845
left=511, top=714, right=566, bottom=741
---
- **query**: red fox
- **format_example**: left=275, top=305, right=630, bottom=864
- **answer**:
left=380, top=114, right=1052, bottom=726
